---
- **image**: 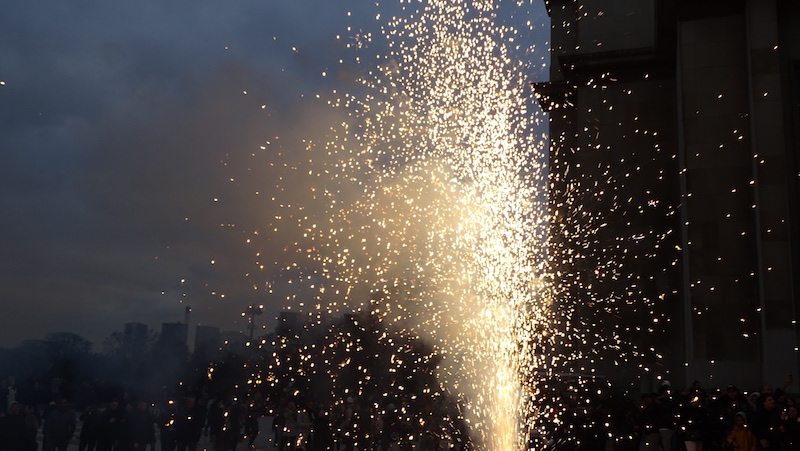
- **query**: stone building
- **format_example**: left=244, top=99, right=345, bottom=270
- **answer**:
left=535, top=0, right=800, bottom=389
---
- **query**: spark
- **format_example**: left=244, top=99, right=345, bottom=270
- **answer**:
left=237, top=1, right=652, bottom=449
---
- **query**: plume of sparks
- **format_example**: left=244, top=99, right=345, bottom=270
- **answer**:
left=320, top=1, right=549, bottom=448
left=251, top=1, right=553, bottom=449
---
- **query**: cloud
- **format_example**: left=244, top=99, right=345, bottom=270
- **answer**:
left=0, top=0, right=550, bottom=348
left=0, top=0, right=369, bottom=347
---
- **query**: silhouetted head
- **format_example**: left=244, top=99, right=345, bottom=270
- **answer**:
left=760, top=394, right=776, bottom=411
left=727, top=385, right=739, bottom=399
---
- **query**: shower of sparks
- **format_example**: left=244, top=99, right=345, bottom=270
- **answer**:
left=318, top=1, right=549, bottom=448
left=247, top=1, right=554, bottom=449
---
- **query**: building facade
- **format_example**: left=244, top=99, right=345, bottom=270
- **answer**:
left=536, top=0, right=800, bottom=389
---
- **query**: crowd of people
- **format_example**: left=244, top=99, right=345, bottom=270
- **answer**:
left=0, top=391, right=268, bottom=451
left=0, top=385, right=464, bottom=451
left=630, top=378, right=799, bottom=451
left=546, top=376, right=800, bottom=451
left=3, top=375, right=800, bottom=451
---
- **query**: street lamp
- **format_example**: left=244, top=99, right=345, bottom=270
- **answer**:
left=243, top=304, right=264, bottom=341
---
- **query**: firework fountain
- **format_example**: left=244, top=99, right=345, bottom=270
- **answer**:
left=254, top=1, right=554, bottom=449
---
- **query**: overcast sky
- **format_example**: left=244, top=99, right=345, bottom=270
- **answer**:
left=0, top=0, right=549, bottom=349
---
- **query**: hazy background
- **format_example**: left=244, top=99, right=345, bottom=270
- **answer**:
left=0, top=0, right=549, bottom=348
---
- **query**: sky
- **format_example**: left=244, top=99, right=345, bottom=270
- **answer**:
left=0, top=0, right=549, bottom=349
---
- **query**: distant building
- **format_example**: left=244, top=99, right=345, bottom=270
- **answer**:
left=535, top=0, right=800, bottom=389
left=159, top=322, right=188, bottom=349
left=220, top=330, right=248, bottom=345
left=276, top=311, right=302, bottom=337
left=194, top=325, right=220, bottom=359
left=123, top=322, right=148, bottom=357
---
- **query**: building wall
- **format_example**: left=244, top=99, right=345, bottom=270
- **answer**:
left=678, top=11, right=759, bottom=371
left=542, top=0, right=684, bottom=386
left=539, top=0, right=800, bottom=390
left=782, top=1, right=800, bottom=378
left=576, top=1, right=656, bottom=53
left=751, top=0, right=800, bottom=382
